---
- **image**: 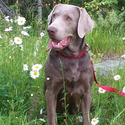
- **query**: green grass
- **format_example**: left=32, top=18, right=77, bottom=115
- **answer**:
left=0, top=15, right=125, bottom=125
left=86, top=28, right=125, bottom=57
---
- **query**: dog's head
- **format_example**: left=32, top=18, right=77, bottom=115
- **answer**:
left=46, top=4, right=94, bottom=51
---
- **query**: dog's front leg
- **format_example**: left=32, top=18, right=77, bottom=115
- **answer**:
left=81, top=91, right=91, bottom=125
left=46, top=90, right=57, bottom=125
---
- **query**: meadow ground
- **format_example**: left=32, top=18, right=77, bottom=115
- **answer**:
left=0, top=15, right=125, bottom=125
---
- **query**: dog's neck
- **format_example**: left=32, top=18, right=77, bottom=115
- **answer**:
left=57, top=36, right=86, bottom=57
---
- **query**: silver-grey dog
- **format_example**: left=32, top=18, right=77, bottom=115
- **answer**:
left=44, top=4, right=94, bottom=125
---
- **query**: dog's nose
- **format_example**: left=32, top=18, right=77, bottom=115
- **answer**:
left=47, top=27, right=57, bottom=35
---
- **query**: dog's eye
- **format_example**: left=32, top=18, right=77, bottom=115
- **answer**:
left=65, top=16, right=72, bottom=21
left=52, top=14, right=56, bottom=18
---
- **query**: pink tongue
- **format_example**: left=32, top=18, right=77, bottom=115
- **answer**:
left=45, top=41, right=53, bottom=52
left=46, top=37, right=71, bottom=52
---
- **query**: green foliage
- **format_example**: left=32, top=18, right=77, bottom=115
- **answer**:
left=0, top=13, right=48, bottom=124
left=83, top=0, right=118, bottom=11
left=95, top=8, right=125, bottom=31
left=10, top=4, right=22, bottom=9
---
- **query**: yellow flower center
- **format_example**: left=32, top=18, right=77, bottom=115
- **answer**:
left=116, top=76, right=119, bottom=79
left=35, top=66, right=39, bottom=69
left=34, top=72, right=37, bottom=76
left=17, top=39, right=20, bottom=42
left=78, top=118, right=81, bottom=121
left=20, top=20, right=23, bottom=23
left=100, top=89, right=103, bottom=92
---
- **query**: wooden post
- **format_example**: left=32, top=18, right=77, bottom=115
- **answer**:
left=82, top=0, right=84, bottom=7
left=38, top=0, right=42, bottom=36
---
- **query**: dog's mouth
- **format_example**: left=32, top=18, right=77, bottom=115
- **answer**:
left=46, top=36, right=71, bottom=51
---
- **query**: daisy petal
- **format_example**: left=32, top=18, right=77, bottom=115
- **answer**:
left=32, top=64, right=42, bottom=71
left=98, top=87, right=106, bottom=94
left=30, top=70, right=40, bottom=79
left=91, top=118, right=99, bottom=125
left=17, top=16, right=26, bottom=25
left=14, top=37, right=23, bottom=45
left=114, top=75, right=121, bottom=81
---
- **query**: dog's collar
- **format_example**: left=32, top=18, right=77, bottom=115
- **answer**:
left=58, top=44, right=88, bottom=59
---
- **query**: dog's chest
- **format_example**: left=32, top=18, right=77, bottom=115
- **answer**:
left=68, top=60, right=78, bottom=73
left=63, top=59, right=82, bottom=82
left=47, top=51, right=88, bottom=83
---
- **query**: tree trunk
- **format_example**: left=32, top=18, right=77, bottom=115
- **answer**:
left=82, top=0, right=84, bottom=7
left=0, top=0, right=15, bottom=18
left=38, top=0, right=42, bottom=35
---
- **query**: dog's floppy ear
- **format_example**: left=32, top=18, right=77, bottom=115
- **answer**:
left=48, top=4, right=58, bottom=25
left=77, top=8, right=94, bottom=38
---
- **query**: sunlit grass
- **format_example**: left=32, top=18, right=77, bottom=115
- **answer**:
left=86, top=28, right=125, bottom=57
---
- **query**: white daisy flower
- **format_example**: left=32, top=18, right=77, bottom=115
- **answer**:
left=5, top=16, right=10, bottom=22
left=114, top=75, right=121, bottom=81
left=40, top=108, right=43, bottom=115
left=9, top=56, right=12, bottom=59
left=32, top=64, right=42, bottom=71
left=91, top=118, right=99, bottom=125
left=122, top=37, right=125, bottom=40
left=30, top=70, right=40, bottom=79
left=9, top=40, right=14, bottom=46
left=5, top=27, right=13, bottom=32
left=5, top=28, right=10, bottom=32
left=14, top=37, right=23, bottom=45
left=98, top=87, right=106, bottom=94
left=10, top=19, right=13, bottom=23
left=121, top=54, right=125, bottom=59
left=5, top=16, right=13, bottom=23
left=23, top=64, right=28, bottom=71
left=23, top=26, right=31, bottom=29
left=17, top=16, right=26, bottom=26
left=40, top=32, right=44, bottom=37
left=76, top=116, right=83, bottom=122
left=21, top=30, right=30, bottom=36
left=31, top=93, right=33, bottom=96
left=0, top=35, right=2, bottom=38
left=122, top=86, right=125, bottom=93
left=39, top=118, right=46, bottom=122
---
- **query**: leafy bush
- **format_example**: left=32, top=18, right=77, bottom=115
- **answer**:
left=94, top=8, right=125, bottom=31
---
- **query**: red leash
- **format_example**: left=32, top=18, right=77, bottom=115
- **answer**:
left=91, top=61, right=125, bottom=97
left=57, top=45, right=125, bottom=97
